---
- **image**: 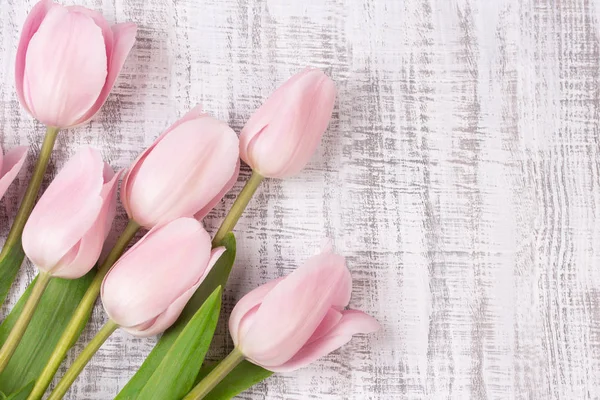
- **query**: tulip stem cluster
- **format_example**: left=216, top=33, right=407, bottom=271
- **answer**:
left=47, top=320, right=119, bottom=400
left=212, top=171, right=264, bottom=246
left=0, top=127, right=58, bottom=260
left=0, top=271, right=51, bottom=373
left=183, top=347, right=245, bottom=400
left=28, top=220, right=140, bottom=400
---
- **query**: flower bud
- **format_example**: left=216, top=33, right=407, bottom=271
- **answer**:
left=239, top=68, right=336, bottom=178
left=101, top=218, right=225, bottom=337
left=121, top=106, right=240, bottom=228
left=15, top=0, right=137, bottom=128
left=0, top=145, right=27, bottom=200
left=229, top=246, right=379, bottom=372
left=22, top=147, right=119, bottom=279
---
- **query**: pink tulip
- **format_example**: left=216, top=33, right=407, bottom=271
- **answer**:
left=101, top=218, right=224, bottom=337
left=22, top=148, right=119, bottom=279
left=0, top=145, right=28, bottom=200
left=229, top=247, right=379, bottom=372
left=239, top=68, right=336, bottom=178
left=15, top=0, right=137, bottom=128
left=121, top=106, right=240, bottom=228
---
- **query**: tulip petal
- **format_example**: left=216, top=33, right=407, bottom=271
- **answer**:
left=74, top=22, right=137, bottom=126
left=102, top=218, right=212, bottom=328
left=123, top=246, right=225, bottom=337
left=239, top=68, right=312, bottom=164
left=265, top=310, right=380, bottom=372
left=240, top=251, right=349, bottom=366
left=66, top=5, right=114, bottom=56
left=0, top=146, right=28, bottom=200
left=23, top=6, right=108, bottom=127
left=228, top=277, right=284, bottom=346
left=240, top=68, right=335, bottom=178
left=51, top=169, right=119, bottom=279
left=22, top=148, right=104, bottom=271
left=15, top=0, right=55, bottom=114
left=125, top=118, right=239, bottom=227
left=194, top=159, right=240, bottom=221
left=306, top=308, right=343, bottom=345
left=121, top=105, right=205, bottom=216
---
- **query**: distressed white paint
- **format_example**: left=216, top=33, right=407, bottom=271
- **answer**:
left=1, top=0, right=600, bottom=398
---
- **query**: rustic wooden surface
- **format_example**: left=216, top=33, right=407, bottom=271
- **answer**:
left=1, top=0, right=600, bottom=398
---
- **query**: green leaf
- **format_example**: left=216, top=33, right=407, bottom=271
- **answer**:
left=0, top=241, right=25, bottom=308
left=5, top=381, right=34, bottom=400
left=195, top=361, right=273, bottom=400
left=0, top=271, right=94, bottom=394
left=137, top=287, right=222, bottom=400
left=115, top=233, right=237, bottom=400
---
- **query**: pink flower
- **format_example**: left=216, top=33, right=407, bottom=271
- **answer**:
left=0, top=145, right=27, bottom=200
left=101, top=218, right=224, bottom=337
left=239, top=68, right=336, bottom=178
left=121, top=106, right=240, bottom=228
left=22, top=148, right=119, bottom=279
left=229, top=247, right=379, bottom=372
left=15, top=0, right=137, bottom=128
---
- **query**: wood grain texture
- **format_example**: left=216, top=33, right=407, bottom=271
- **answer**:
left=1, top=0, right=599, bottom=398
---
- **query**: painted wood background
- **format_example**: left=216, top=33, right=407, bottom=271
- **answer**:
left=1, top=0, right=600, bottom=398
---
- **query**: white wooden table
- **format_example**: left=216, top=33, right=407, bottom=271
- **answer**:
left=2, top=0, right=600, bottom=398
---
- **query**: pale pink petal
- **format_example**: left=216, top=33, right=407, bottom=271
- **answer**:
left=0, top=146, right=28, bottom=200
left=238, top=68, right=313, bottom=163
left=22, top=148, right=104, bottom=271
left=74, top=22, right=137, bottom=126
left=121, top=105, right=205, bottom=216
left=23, top=7, right=107, bottom=127
left=228, top=277, right=284, bottom=346
left=66, top=5, right=113, bottom=57
left=276, top=76, right=336, bottom=177
left=15, top=0, right=56, bottom=114
left=240, top=251, right=349, bottom=366
left=102, top=218, right=211, bottom=328
left=306, top=308, right=343, bottom=344
left=126, top=248, right=225, bottom=337
left=194, top=159, right=240, bottom=221
left=126, top=117, right=239, bottom=227
left=332, top=258, right=352, bottom=309
left=51, top=169, right=119, bottom=279
left=240, top=68, right=335, bottom=178
left=266, top=310, right=380, bottom=372
left=100, top=167, right=121, bottom=236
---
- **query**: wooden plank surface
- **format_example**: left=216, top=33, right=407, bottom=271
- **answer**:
left=2, top=0, right=600, bottom=398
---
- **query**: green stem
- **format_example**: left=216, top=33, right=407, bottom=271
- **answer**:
left=27, top=220, right=140, bottom=400
left=0, top=271, right=52, bottom=373
left=1, top=126, right=59, bottom=254
left=183, top=348, right=245, bottom=400
left=212, top=171, right=264, bottom=246
left=47, top=320, right=119, bottom=400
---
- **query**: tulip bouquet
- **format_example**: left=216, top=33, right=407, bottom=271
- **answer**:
left=0, top=1, right=379, bottom=399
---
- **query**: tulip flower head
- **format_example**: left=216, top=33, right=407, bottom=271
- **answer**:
left=22, top=147, right=119, bottom=279
left=101, top=218, right=225, bottom=337
left=229, top=246, right=379, bottom=372
left=0, top=145, right=27, bottom=200
left=121, top=106, right=240, bottom=228
left=239, top=68, right=336, bottom=178
left=15, top=0, right=137, bottom=128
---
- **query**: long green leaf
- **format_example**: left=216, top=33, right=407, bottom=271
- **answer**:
left=137, top=287, right=222, bottom=400
left=0, top=271, right=94, bottom=394
left=195, top=361, right=272, bottom=400
left=5, top=381, right=34, bottom=400
left=115, top=233, right=237, bottom=400
left=0, top=242, right=25, bottom=308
